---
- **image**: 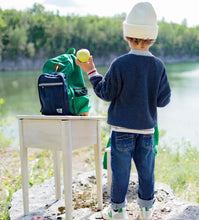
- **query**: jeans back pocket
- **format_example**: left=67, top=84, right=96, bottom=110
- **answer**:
left=115, top=132, right=135, bottom=152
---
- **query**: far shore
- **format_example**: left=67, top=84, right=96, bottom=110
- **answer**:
left=1, top=55, right=199, bottom=72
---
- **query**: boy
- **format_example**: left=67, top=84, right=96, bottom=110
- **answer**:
left=76, top=2, right=171, bottom=220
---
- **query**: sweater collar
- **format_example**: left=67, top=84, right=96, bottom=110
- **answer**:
left=129, top=49, right=153, bottom=57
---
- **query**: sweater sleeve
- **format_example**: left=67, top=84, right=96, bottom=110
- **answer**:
left=88, top=62, right=123, bottom=102
left=157, top=68, right=171, bottom=107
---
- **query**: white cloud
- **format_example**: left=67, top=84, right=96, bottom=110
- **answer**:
left=0, top=0, right=44, bottom=11
left=44, top=0, right=78, bottom=7
left=150, top=0, right=199, bottom=26
left=0, top=0, right=199, bottom=27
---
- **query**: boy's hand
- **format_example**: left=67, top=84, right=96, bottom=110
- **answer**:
left=75, top=56, right=95, bottom=73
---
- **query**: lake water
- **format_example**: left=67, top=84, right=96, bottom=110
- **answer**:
left=159, top=62, right=199, bottom=149
left=0, top=62, right=199, bottom=149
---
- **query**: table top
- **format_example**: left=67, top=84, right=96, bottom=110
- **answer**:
left=17, top=115, right=106, bottom=120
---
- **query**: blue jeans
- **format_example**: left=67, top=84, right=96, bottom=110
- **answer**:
left=110, top=131, right=155, bottom=210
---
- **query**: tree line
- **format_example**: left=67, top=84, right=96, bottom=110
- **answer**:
left=0, top=3, right=199, bottom=62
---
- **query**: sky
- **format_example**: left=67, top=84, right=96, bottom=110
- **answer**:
left=1, top=0, right=199, bottom=27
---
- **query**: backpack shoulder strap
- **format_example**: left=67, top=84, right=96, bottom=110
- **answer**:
left=66, top=48, right=76, bottom=55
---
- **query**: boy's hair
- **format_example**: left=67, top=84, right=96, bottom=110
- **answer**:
left=125, top=37, right=155, bottom=48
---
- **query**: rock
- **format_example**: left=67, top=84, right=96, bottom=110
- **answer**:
left=9, top=171, right=199, bottom=220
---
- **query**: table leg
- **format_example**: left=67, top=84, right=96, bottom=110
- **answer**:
left=19, top=119, right=29, bottom=215
left=94, top=120, right=103, bottom=210
left=62, top=121, right=73, bottom=220
left=53, top=150, right=61, bottom=200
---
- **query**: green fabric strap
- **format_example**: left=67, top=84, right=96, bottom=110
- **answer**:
left=103, top=138, right=111, bottom=170
left=66, top=48, right=76, bottom=55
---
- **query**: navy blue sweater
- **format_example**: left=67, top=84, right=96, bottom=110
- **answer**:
left=90, top=53, right=171, bottom=129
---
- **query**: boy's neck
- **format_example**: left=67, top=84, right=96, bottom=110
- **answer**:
left=131, top=44, right=150, bottom=51
left=129, top=41, right=150, bottom=51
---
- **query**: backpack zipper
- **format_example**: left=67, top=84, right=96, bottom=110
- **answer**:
left=38, top=82, right=63, bottom=87
left=71, top=96, right=75, bottom=114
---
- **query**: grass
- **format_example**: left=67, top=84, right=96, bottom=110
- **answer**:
left=155, top=139, right=199, bottom=203
left=0, top=148, right=54, bottom=219
left=0, top=149, right=21, bottom=219
left=0, top=129, right=199, bottom=219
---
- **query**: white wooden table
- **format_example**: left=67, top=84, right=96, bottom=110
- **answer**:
left=17, top=115, right=105, bottom=220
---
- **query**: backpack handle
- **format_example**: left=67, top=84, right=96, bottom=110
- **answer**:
left=66, top=48, right=76, bottom=55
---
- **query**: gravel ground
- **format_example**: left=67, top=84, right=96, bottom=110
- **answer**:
left=9, top=171, right=199, bottom=220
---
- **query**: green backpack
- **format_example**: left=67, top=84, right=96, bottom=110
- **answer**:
left=42, top=48, right=91, bottom=115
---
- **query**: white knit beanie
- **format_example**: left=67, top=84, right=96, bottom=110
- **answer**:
left=123, top=2, right=158, bottom=39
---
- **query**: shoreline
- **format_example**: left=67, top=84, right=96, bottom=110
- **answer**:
left=1, top=55, right=199, bottom=72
